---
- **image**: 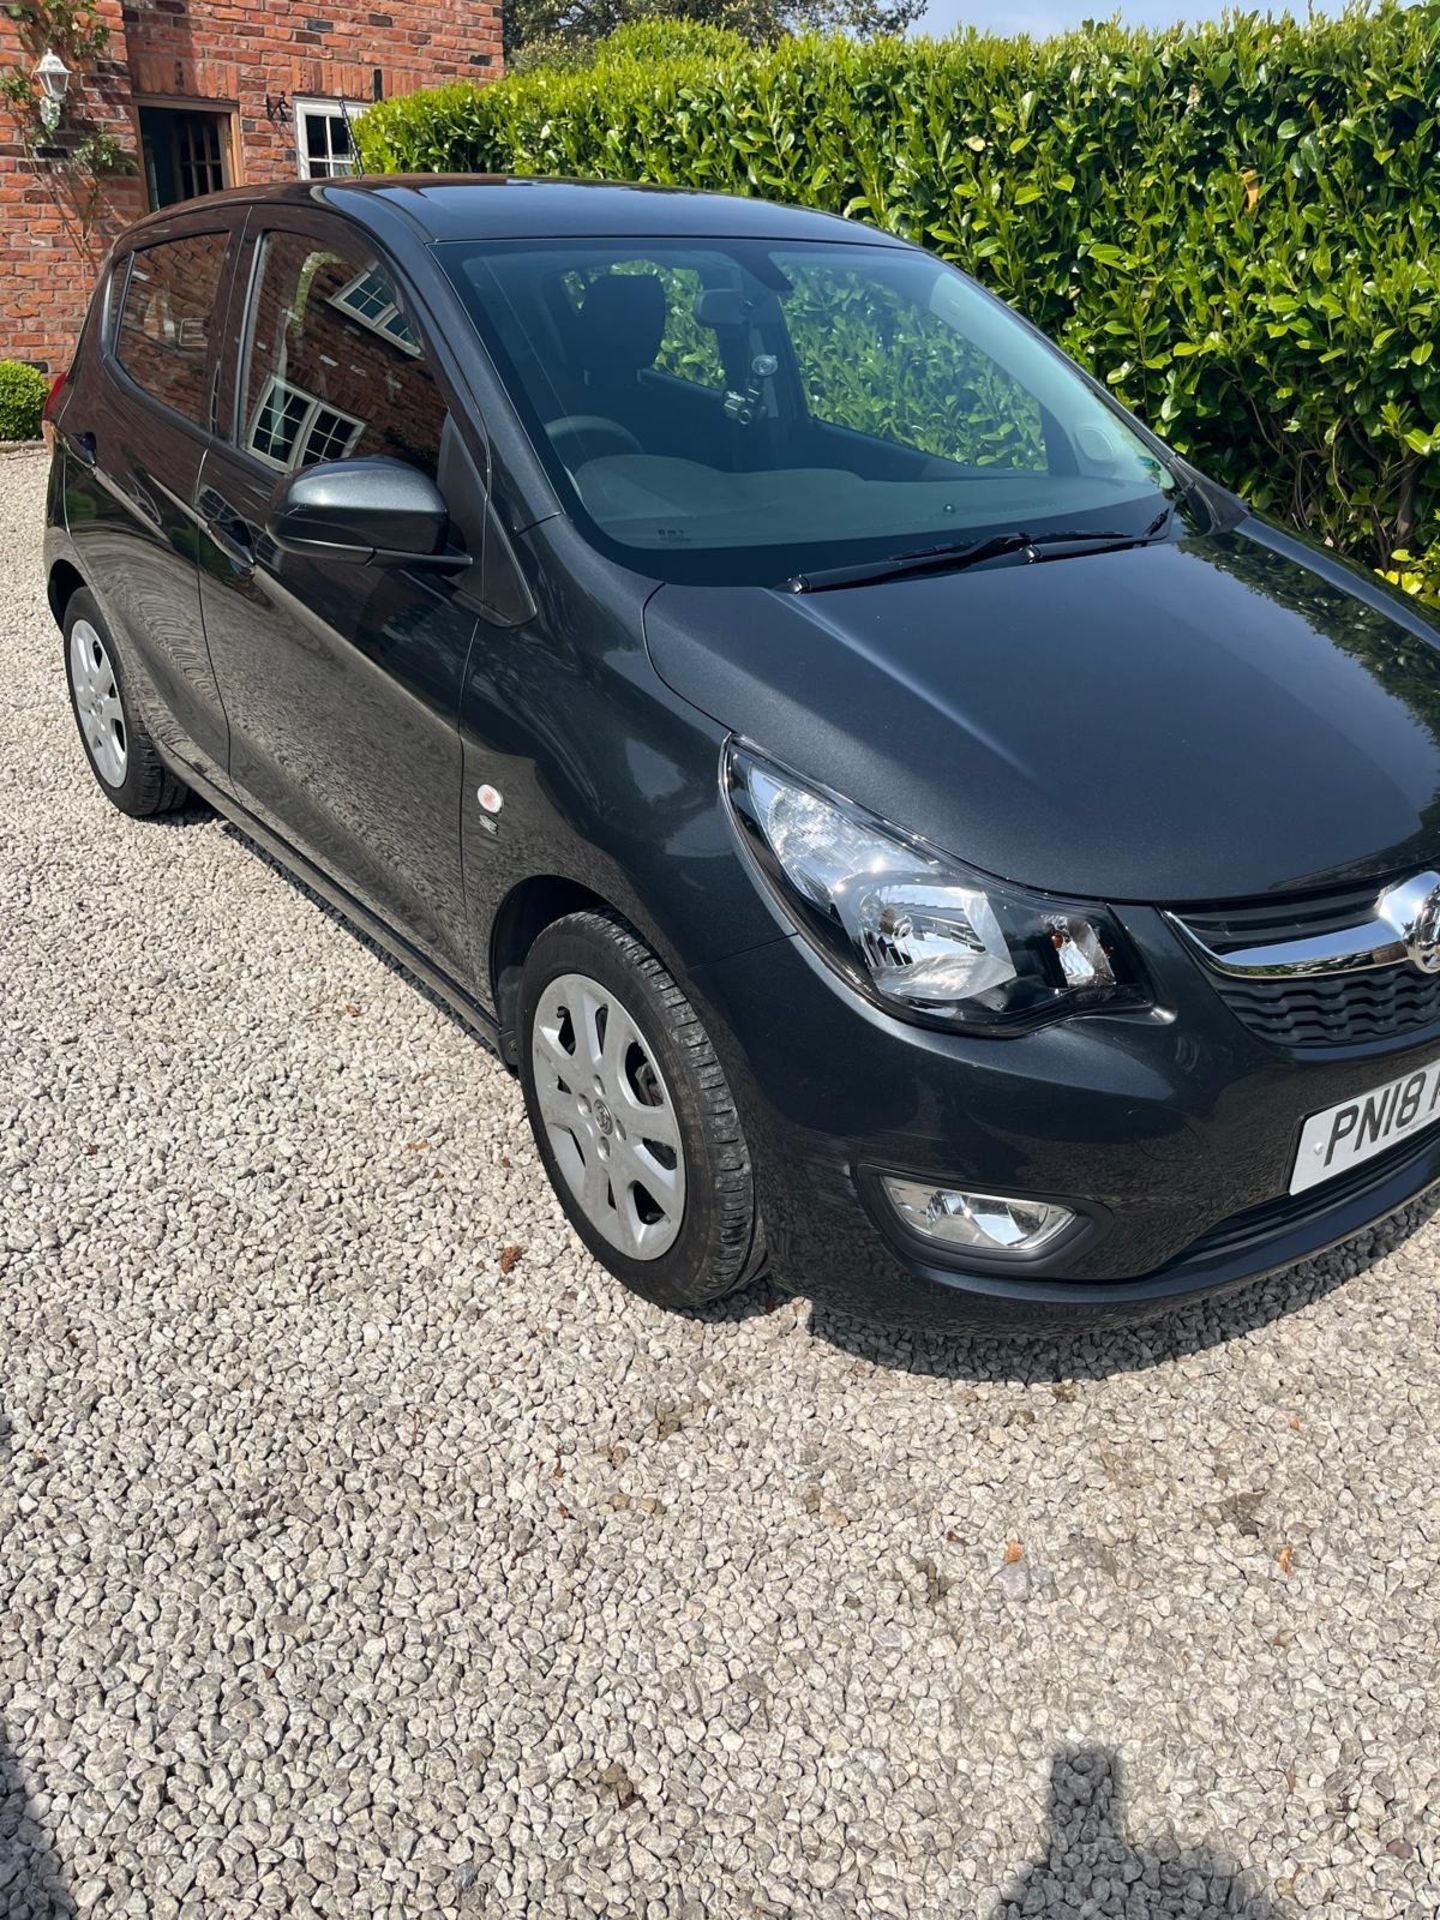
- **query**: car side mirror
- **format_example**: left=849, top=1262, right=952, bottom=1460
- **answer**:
left=267, top=456, right=468, bottom=568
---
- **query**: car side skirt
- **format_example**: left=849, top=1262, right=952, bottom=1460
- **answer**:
left=165, top=751, right=505, bottom=1062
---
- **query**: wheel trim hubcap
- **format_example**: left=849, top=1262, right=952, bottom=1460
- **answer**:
left=70, top=620, right=127, bottom=786
left=531, top=971, right=687, bottom=1261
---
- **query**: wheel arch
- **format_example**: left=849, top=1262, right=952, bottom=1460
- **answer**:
left=490, top=874, right=610, bottom=1067
left=47, top=559, right=87, bottom=631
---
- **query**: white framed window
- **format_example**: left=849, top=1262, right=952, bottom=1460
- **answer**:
left=293, top=97, right=356, bottom=180
left=246, top=373, right=365, bottom=471
left=330, top=268, right=420, bottom=356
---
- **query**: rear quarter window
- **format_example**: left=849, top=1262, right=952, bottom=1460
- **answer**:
left=114, top=231, right=230, bottom=428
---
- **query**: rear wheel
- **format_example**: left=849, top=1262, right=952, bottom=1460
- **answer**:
left=519, top=911, right=764, bottom=1310
left=62, top=590, right=187, bottom=817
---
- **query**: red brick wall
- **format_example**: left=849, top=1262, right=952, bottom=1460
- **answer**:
left=0, top=0, right=501, bottom=375
left=0, top=0, right=146, bottom=374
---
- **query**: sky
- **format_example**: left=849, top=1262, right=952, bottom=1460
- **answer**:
left=918, top=0, right=1345, bottom=40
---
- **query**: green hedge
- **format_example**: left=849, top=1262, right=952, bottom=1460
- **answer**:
left=0, top=361, right=49, bottom=442
left=356, top=6, right=1440, bottom=600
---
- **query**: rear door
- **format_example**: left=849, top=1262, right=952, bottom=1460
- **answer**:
left=196, top=210, right=480, bottom=976
left=62, top=220, right=241, bottom=785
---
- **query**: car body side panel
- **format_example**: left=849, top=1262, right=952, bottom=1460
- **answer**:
left=193, top=211, right=484, bottom=976
left=457, top=516, right=785, bottom=1014
left=198, top=480, right=481, bottom=972
left=55, top=220, right=244, bottom=786
left=61, top=355, right=227, bottom=781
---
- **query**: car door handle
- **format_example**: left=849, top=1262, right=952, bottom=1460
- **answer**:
left=70, top=429, right=97, bottom=468
left=209, top=520, right=256, bottom=573
left=199, top=488, right=256, bottom=575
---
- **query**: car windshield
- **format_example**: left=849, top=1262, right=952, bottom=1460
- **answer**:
left=439, top=236, right=1177, bottom=587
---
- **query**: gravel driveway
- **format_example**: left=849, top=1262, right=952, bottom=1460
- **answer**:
left=2, top=443, right=1439, bottom=1919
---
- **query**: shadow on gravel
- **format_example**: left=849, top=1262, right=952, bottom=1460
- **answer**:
left=215, top=823, right=482, bottom=1045
left=992, top=1746, right=1274, bottom=1919
left=0, top=1733, right=67, bottom=1920
left=804, top=1190, right=1440, bottom=1383
left=0, top=1412, right=70, bottom=1920
left=146, top=795, right=213, bottom=827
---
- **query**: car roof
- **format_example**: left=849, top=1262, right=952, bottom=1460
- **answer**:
left=121, top=175, right=910, bottom=248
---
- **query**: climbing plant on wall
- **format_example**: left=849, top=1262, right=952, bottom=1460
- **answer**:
left=1, top=0, right=135, bottom=270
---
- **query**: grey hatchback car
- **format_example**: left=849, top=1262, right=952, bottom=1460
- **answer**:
left=41, top=175, right=1440, bottom=1333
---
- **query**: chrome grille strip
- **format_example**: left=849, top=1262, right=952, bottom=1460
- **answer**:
left=1169, top=868, right=1440, bottom=981
left=1165, top=912, right=1408, bottom=979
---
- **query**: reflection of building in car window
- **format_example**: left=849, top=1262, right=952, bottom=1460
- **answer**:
left=331, top=269, right=420, bottom=356
left=114, top=231, right=229, bottom=428
left=241, top=233, right=447, bottom=477
left=247, top=373, right=365, bottom=471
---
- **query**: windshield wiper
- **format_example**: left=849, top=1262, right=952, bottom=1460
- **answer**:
left=780, top=506, right=1174, bottom=594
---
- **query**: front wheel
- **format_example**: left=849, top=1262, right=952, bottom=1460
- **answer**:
left=519, top=911, right=764, bottom=1311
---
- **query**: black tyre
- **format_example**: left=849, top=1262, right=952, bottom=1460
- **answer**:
left=519, top=911, right=764, bottom=1310
left=62, top=589, right=188, bottom=817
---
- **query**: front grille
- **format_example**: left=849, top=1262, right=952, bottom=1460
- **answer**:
left=1171, top=872, right=1440, bottom=1048
left=1176, top=877, right=1396, bottom=952
left=1213, top=965, right=1440, bottom=1047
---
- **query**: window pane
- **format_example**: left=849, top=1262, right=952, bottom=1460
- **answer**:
left=444, top=236, right=1174, bottom=587
left=337, top=269, right=391, bottom=324
left=115, top=231, right=229, bottom=426
left=238, top=229, right=446, bottom=476
left=249, top=377, right=311, bottom=465
left=561, top=262, right=725, bottom=393
left=304, top=404, right=363, bottom=465
left=298, top=104, right=355, bottom=180
left=782, top=264, right=1046, bottom=472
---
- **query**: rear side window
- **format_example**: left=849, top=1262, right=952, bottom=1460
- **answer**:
left=237, top=230, right=448, bottom=478
left=114, top=232, right=229, bottom=427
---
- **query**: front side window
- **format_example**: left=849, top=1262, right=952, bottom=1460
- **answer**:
left=237, top=230, right=446, bottom=477
left=114, top=230, right=230, bottom=426
left=294, top=98, right=355, bottom=180
left=442, top=237, right=1176, bottom=587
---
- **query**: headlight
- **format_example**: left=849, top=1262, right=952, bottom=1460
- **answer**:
left=724, top=743, right=1147, bottom=1034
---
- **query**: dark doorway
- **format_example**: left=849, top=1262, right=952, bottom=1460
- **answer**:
left=138, top=104, right=232, bottom=210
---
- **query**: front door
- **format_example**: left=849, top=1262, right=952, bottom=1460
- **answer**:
left=196, top=213, right=480, bottom=975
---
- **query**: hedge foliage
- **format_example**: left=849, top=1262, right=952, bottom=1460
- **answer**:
left=0, top=360, right=49, bottom=442
left=355, top=6, right=1440, bottom=599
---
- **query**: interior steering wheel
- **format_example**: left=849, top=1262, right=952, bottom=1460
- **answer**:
left=545, top=416, right=643, bottom=470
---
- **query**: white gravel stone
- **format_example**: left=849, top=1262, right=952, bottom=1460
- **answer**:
left=3, top=447, right=1440, bottom=1915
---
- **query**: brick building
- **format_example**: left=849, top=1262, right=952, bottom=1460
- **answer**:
left=0, top=0, right=502, bottom=371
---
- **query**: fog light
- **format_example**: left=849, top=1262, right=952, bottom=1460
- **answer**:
left=881, top=1177, right=1075, bottom=1255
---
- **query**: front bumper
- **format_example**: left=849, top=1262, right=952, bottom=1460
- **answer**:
left=690, top=905, right=1440, bottom=1331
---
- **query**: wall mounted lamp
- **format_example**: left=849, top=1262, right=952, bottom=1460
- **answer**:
left=34, top=49, right=71, bottom=133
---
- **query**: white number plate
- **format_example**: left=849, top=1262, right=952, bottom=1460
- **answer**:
left=1290, top=1057, right=1440, bottom=1195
